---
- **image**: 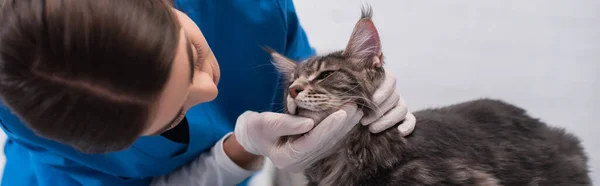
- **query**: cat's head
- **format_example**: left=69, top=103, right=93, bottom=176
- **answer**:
left=268, top=6, right=387, bottom=123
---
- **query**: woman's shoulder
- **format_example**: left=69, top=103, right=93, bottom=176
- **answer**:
left=174, top=0, right=291, bottom=21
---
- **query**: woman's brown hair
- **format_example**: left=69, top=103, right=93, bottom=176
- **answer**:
left=0, top=0, right=181, bottom=153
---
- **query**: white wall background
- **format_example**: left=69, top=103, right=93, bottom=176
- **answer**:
left=0, top=0, right=598, bottom=184
left=293, top=0, right=599, bottom=184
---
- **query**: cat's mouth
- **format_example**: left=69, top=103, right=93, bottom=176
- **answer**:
left=290, top=97, right=357, bottom=124
left=287, top=94, right=356, bottom=115
left=297, top=98, right=355, bottom=111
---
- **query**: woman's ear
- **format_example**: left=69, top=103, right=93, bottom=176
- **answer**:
left=264, top=47, right=297, bottom=78
left=343, top=6, right=383, bottom=68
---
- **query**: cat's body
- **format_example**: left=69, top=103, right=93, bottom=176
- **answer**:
left=304, top=98, right=590, bottom=186
left=268, top=5, right=590, bottom=186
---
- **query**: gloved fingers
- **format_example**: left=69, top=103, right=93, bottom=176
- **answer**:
left=312, top=103, right=361, bottom=135
left=271, top=141, right=315, bottom=173
left=273, top=104, right=365, bottom=172
left=277, top=151, right=313, bottom=173
left=290, top=103, right=360, bottom=152
left=261, top=112, right=315, bottom=138
left=338, top=102, right=360, bottom=116
left=280, top=141, right=333, bottom=172
left=304, top=109, right=363, bottom=162
left=237, top=110, right=260, bottom=121
left=271, top=112, right=347, bottom=171
left=368, top=104, right=408, bottom=133
left=290, top=110, right=347, bottom=151
left=234, top=111, right=262, bottom=154
left=281, top=108, right=364, bottom=172
left=371, top=70, right=397, bottom=106
left=347, top=110, right=365, bottom=131
left=268, top=141, right=302, bottom=170
left=397, top=112, right=416, bottom=136
left=235, top=111, right=314, bottom=159
left=361, top=91, right=400, bottom=125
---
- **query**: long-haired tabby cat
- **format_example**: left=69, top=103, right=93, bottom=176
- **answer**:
left=267, top=5, right=591, bottom=186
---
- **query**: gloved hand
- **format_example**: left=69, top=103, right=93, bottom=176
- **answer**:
left=361, top=69, right=417, bottom=136
left=234, top=103, right=363, bottom=172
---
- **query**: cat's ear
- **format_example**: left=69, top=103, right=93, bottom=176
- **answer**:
left=343, top=6, right=383, bottom=68
left=264, top=47, right=297, bottom=77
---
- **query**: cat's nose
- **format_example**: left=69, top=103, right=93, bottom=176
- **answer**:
left=289, top=86, right=304, bottom=98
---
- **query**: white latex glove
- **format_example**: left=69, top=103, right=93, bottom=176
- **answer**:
left=234, top=103, right=363, bottom=172
left=360, top=69, right=417, bottom=136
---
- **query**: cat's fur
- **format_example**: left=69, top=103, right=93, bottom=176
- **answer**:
left=268, top=6, right=591, bottom=186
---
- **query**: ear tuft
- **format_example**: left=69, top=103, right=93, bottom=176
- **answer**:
left=361, top=4, right=373, bottom=20
left=344, top=5, right=383, bottom=68
left=262, top=46, right=297, bottom=77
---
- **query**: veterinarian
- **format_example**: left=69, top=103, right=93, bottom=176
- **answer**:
left=0, top=0, right=416, bottom=185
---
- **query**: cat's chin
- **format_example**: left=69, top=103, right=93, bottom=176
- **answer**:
left=296, top=108, right=336, bottom=124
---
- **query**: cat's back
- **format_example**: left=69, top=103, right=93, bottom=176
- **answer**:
left=410, top=98, right=584, bottom=153
left=399, top=98, right=591, bottom=185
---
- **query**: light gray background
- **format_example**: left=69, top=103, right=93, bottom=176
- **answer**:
left=1, top=0, right=598, bottom=184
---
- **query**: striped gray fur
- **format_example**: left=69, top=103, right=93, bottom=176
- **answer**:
left=268, top=5, right=591, bottom=186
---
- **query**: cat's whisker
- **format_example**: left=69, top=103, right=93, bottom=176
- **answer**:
left=339, top=84, right=362, bottom=95
left=316, top=71, right=339, bottom=85
left=251, top=63, right=278, bottom=70
left=354, top=103, right=378, bottom=112
left=336, top=95, right=377, bottom=107
left=277, top=108, right=287, bottom=113
left=319, top=102, right=344, bottom=111
left=328, top=98, right=378, bottom=112
left=334, top=95, right=382, bottom=114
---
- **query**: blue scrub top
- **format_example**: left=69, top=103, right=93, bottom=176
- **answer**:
left=0, top=0, right=315, bottom=185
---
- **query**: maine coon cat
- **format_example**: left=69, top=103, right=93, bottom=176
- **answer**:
left=267, top=6, right=591, bottom=186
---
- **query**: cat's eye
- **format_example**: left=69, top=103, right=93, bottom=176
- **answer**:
left=316, top=70, right=335, bottom=80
